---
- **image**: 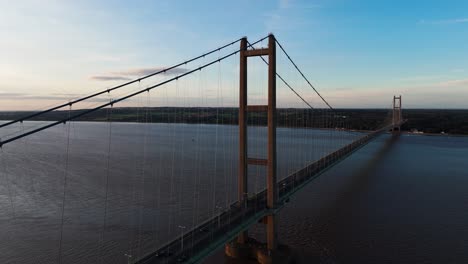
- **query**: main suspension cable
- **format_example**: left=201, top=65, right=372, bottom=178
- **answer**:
left=0, top=35, right=273, bottom=147
left=0, top=37, right=244, bottom=129
left=246, top=41, right=315, bottom=110
left=274, top=38, right=335, bottom=111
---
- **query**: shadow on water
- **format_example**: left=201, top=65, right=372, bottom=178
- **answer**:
left=206, top=134, right=401, bottom=264
left=346, top=134, right=399, bottom=187
left=329, top=134, right=400, bottom=205
left=305, top=134, right=400, bottom=263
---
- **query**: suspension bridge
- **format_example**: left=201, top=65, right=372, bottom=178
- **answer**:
left=0, top=34, right=404, bottom=264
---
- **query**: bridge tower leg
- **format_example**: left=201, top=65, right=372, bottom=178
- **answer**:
left=266, top=33, right=278, bottom=252
left=226, top=34, right=287, bottom=263
left=392, top=95, right=402, bottom=134
left=238, top=36, right=249, bottom=245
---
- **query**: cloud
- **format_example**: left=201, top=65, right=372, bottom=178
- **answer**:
left=0, top=92, right=26, bottom=97
left=435, top=79, right=468, bottom=88
left=84, top=55, right=124, bottom=63
left=389, top=77, right=468, bottom=89
left=90, top=67, right=190, bottom=82
left=0, top=92, right=109, bottom=102
left=90, top=76, right=132, bottom=81
left=397, top=75, right=447, bottom=82
left=263, top=0, right=318, bottom=33
left=111, top=67, right=189, bottom=76
left=390, top=78, right=468, bottom=91
left=420, top=18, right=468, bottom=25
left=279, top=0, right=290, bottom=9
left=1, top=93, right=64, bottom=100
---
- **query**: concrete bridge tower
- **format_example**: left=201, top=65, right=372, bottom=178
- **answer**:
left=225, top=34, right=291, bottom=263
left=392, top=95, right=402, bottom=134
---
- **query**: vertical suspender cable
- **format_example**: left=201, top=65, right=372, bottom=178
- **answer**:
left=168, top=80, right=177, bottom=246
left=153, top=89, right=162, bottom=247
left=1, top=146, right=16, bottom=228
left=212, top=50, right=221, bottom=235
left=136, top=89, right=151, bottom=259
left=99, top=103, right=113, bottom=264
left=0, top=38, right=244, bottom=131
left=58, top=105, right=72, bottom=264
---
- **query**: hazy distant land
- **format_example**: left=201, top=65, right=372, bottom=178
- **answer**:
left=0, top=108, right=467, bottom=135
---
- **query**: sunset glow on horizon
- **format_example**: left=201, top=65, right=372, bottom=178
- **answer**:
left=1, top=0, right=467, bottom=110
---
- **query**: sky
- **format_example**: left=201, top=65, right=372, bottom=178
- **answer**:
left=0, top=0, right=467, bottom=110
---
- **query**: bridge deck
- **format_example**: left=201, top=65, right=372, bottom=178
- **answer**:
left=135, top=123, right=401, bottom=264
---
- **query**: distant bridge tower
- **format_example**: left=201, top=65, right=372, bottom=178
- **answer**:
left=392, top=95, right=402, bottom=134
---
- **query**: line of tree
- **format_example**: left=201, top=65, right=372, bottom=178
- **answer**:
left=0, top=108, right=467, bottom=135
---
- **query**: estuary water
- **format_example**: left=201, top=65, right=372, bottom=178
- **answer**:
left=1, top=122, right=467, bottom=263
left=0, top=122, right=360, bottom=264
left=207, top=133, right=468, bottom=263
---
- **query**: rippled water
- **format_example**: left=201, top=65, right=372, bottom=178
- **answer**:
left=207, top=134, right=468, bottom=263
left=0, top=122, right=361, bottom=264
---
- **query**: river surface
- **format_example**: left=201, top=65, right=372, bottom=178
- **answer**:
left=0, top=122, right=467, bottom=263
left=207, top=133, right=468, bottom=263
left=0, top=122, right=360, bottom=264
